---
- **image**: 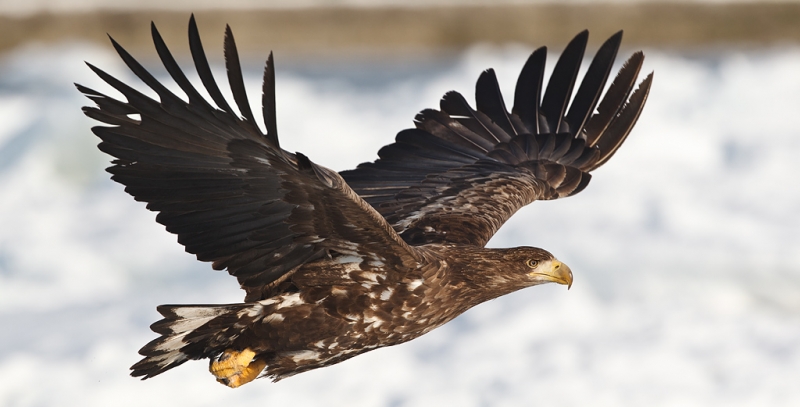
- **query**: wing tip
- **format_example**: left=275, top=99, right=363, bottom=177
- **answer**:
left=587, top=69, right=653, bottom=171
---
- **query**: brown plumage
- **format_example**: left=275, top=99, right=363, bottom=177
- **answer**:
left=77, top=16, right=652, bottom=386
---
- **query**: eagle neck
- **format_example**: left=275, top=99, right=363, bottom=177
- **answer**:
left=429, top=244, right=528, bottom=307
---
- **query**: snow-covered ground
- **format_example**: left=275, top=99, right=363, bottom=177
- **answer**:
left=1, top=38, right=799, bottom=406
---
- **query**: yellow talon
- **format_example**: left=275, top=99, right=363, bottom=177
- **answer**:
left=209, top=348, right=267, bottom=388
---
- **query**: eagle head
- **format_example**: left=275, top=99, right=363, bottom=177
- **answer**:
left=519, top=248, right=573, bottom=289
left=471, top=247, right=573, bottom=292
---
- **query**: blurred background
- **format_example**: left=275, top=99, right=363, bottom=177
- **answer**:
left=1, top=1, right=799, bottom=406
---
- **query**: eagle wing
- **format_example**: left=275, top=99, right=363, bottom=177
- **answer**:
left=78, top=17, right=420, bottom=301
left=341, top=31, right=653, bottom=247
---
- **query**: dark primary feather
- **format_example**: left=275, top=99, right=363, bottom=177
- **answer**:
left=342, top=30, right=652, bottom=246
left=78, top=16, right=419, bottom=301
left=188, top=15, right=236, bottom=116
left=540, top=30, right=588, bottom=134
left=512, top=46, right=546, bottom=133
left=223, top=25, right=259, bottom=133
left=591, top=73, right=652, bottom=169
left=151, top=23, right=211, bottom=110
left=564, top=31, right=622, bottom=139
left=476, top=69, right=521, bottom=136
left=262, top=52, right=279, bottom=147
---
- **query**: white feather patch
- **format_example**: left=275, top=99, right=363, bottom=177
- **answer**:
left=239, top=303, right=265, bottom=318
left=169, top=316, right=216, bottom=335
left=379, top=288, right=394, bottom=301
left=263, top=313, right=284, bottom=323
left=151, top=352, right=188, bottom=368
left=173, top=306, right=225, bottom=319
left=407, top=279, right=423, bottom=290
left=335, top=255, right=363, bottom=264
left=275, top=293, right=304, bottom=309
left=288, top=350, right=320, bottom=362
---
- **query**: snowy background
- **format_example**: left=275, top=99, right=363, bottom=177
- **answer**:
left=1, top=36, right=799, bottom=406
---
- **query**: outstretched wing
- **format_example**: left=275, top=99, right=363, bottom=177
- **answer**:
left=341, top=31, right=653, bottom=247
left=78, top=16, right=419, bottom=301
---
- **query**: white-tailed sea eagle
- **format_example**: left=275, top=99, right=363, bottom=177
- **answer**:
left=77, top=16, right=651, bottom=387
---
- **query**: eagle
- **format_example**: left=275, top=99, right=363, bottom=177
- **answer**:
left=77, top=16, right=651, bottom=388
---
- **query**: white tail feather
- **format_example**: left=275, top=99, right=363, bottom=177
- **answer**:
left=131, top=303, right=252, bottom=379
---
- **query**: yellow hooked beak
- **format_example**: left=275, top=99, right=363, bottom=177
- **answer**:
left=528, top=260, right=573, bottom=289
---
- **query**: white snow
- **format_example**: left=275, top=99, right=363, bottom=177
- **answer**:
left=1, top=41, right=799, bottom=406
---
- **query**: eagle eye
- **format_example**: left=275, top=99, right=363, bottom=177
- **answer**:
left=526, top=259, right=538, bottom=268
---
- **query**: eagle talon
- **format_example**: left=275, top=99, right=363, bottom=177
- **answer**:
left=209, top=348, right=266, bottom=388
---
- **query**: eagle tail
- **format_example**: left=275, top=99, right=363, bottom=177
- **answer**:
left=130, top=303, right=251, bottom=379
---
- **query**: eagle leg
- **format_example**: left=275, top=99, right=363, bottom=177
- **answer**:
left=209, top=348, right=267, bottom=388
